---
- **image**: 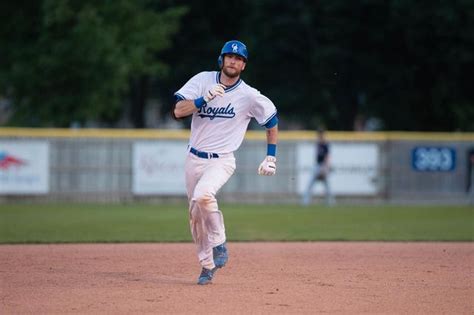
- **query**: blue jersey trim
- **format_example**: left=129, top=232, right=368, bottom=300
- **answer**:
left=263, top=112, right=278, bottom=128
left=217, top=72, right=242, bottom=93
left=174, top=93, right=186, bottom=102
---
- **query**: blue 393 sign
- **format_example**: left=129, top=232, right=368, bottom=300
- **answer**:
left=412, top=147, right=456, bottom=171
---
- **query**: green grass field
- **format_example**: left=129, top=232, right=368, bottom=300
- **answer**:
left=0, top=203, right=472, bottom=243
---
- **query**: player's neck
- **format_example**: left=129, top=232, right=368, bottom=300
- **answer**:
left=219, top=71, right=240, bottom=87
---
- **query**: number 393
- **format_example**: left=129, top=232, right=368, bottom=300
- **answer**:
left=412, top=147, right=456, bottom=171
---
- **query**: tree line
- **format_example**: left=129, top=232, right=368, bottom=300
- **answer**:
left=1, top=0, right=473, bottom=131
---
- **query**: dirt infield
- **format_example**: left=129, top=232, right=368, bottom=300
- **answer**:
left=1, top=242, right=472, bottom=314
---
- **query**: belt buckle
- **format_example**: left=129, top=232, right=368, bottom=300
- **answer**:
left=207, top=152, right=212, bottom=159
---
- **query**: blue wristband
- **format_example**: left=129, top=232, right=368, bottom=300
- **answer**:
left=267, top=144, right=277, bottom=156
left=194, top=97, right=206, bottom=109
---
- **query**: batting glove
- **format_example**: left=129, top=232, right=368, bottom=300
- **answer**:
left=258, top=156, right=277, bottom=176
left=204, top=84, right=225, bottom=103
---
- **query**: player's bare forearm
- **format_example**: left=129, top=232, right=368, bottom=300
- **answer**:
left=174, top=100, right=198, bottom=118
left=266, top=125, right=278, bottom=145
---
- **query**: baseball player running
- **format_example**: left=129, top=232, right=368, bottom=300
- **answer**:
left=172, top=40, right=279, bottom=285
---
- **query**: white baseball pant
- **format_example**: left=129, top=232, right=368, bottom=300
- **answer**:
left=185, top=151, right=236, bottom=270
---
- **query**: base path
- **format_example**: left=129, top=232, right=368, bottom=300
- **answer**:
left=1, top=242, right=472, bottom=314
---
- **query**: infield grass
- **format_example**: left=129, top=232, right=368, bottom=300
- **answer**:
left=0, top=203, right=472, bottom=243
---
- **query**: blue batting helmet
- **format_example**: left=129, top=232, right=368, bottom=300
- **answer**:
left=217, top=40, right=248, bottom=68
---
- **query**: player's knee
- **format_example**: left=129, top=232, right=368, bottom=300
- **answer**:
left=194, top=191, right=216, bottom=209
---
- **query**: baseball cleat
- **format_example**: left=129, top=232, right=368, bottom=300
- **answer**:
left=213, top=242, right=228, bottom=268
left=197, top=267, right=217, bottom=285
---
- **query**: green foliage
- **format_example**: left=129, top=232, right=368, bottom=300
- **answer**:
left=237, top=0, right=474, bottom=130
left=0, top=0, right=187, bottom=126
left=1, top=0, right=473, bottom=130
left=157, top=0, right=474, bottom=131
left=0, top=203, right=472, bottom=243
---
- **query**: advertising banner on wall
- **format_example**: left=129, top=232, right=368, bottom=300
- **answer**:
left=297, top=142, right=380, bottom=195
left=411, top=147, right=456, bottom=171
left=133, top=141, right=187, bottom=195
left=0, top=141, right=50, bottom=194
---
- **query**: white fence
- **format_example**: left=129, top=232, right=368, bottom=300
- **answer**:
left=1, top=129, right=473, bottom=204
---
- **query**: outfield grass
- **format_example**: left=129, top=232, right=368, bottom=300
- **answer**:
left=0, top=203, right=472, bottom=243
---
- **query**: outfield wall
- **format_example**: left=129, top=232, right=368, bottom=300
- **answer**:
left=1, top=128, right=473, bottom=204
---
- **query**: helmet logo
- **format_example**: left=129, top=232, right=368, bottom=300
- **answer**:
left=232, top=43, right=239, bottom=52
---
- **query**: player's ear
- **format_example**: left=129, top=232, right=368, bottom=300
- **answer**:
left=242, top=62, right=246, bottom=71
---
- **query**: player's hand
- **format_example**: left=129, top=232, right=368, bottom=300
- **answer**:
left=258, top=156, right=276, bottom=176
left=204, top=84, right=225, bottom=103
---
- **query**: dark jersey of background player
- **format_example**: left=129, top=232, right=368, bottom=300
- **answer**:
left=317, top=141, right=329, bottom=166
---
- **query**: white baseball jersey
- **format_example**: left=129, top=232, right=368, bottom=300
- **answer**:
left=174, top=71, right=277, bottom=153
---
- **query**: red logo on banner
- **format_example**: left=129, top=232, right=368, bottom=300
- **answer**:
left=0, top=152, right=27, bottom=170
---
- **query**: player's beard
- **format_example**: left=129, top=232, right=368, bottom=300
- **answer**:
left=222, top=65, right=241, bottom=78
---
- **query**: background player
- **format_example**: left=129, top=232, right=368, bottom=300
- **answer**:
left=172, top=40, right=279, bottom=285
left=302, top=128, right=335, bottom=206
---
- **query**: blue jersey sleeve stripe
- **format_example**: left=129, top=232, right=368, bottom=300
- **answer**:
left=174, top=93, right=186, bottom=102
left=262, top=112, right=277, bottom=125
left=263, top=113, right=278, bottom=128
left=264, top=115, right=278, bottom=128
